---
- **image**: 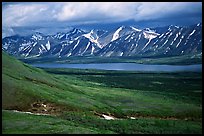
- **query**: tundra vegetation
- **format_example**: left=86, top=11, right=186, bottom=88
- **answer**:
left=2, top=52, right=202, bottom=134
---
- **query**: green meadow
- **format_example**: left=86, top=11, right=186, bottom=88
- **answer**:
left=2, top=52, right=202, bottom=134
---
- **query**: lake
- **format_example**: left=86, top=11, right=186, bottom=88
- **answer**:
left=31, top=63, right=202, bottom=72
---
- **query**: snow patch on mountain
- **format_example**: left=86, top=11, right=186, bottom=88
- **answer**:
left=67, top=52, right=72, bottom=57
left=141, top=30, right=160, bottom=50
left=91, top=46, right=95, bottom=55
left=3, top=42, right=10, bottom=50
left=130, top=26, right=141, bottom=32
left=54, top=33, right=65, bottom=39
left=125, top=35, right=131, bottom=40
left=18, top=42, right=33, bottom=52
left=143, top=31, right=159, bottom=40
left=120, top=52, right=124, bottom=56
left=40, top=44, right=46, bottom=51
left=102, top=114, right=115, bottom=120
left=73, top=40, right=80, bottom=50
left=33, top=42, right=37, bottom=47
left=82, top=42, right=90, bottom=55
left=197, top=23, right=201, bottom=27
left=25, top=48, right=33, bottom=57
left=39, top=48, right=43, bottom=54
left=83, top=30, right=102, bottom=48
left=189, top=30, right=196, bottom=37
left=111, top=26, right=123, bottom=42
left=142, top=39, right=151, bottom=50
left=45, top=41, right=51, bottom=50
left=32, top=34, right=43, bottom=40
left=176, top=36, right=184, bottom=48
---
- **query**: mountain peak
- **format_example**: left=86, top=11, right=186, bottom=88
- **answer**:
left=31, top=32, right=44, bottom=40
left=69, top=28, right=84, bottom=34
left=168, top=25, right=180, bottom=30
left=2, top=23, right=201, bottom=58
left=130, top=26, right=142, bottom=32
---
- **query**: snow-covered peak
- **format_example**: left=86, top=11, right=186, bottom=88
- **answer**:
left=144, top=28, right=151, bottom=32
left=130, top=26, right=142, bottom=32
left=168, top=25, right=180, bottom=31
left=143, top=30, right=160, bottom=40
left=71, top=28, right=77, bottom=34
left=83, top=30, right=96, bottom=40
left=92, top=29, right=108, bottom=37
left=83, top=30, right=102, bottom=48
left=142, top=28, right=160, bottom=40
left=70, top=28, right=83, bottom=34
left=31, top=33, right=44, bottom=40
left=54, top=32, right=65, bottom=39
left=89, top=30, right=95, bottom=38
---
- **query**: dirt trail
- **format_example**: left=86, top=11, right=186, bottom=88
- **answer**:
left=10, top=101, right=64, bottom=116
left=9, top=103, right=200, bottom=121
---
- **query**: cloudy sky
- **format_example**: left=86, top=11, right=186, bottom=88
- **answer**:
left=2, top=2, right=202, bottom=28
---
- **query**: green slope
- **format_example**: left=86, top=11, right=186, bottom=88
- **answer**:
left=2, top=52, right=202, bottom=134
left=2, top=51, right=75, bottom=111
left=2, top=52, right=116, bottom=134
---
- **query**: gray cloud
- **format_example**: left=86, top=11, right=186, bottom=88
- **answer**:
left=2, top=2, right=202, bottom=28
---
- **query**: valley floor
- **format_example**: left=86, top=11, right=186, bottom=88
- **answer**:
left=20, top=54, right=202, bottom=65
left=2, top=66, right=202, bottom=134
left=2, top=52, right=202, bottom=134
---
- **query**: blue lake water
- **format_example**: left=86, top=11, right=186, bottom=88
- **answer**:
left=31, top=63, right=202, bottom=72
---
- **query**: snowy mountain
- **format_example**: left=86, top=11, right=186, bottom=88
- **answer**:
left=2, top=28, right=101, bottom=58
left=2, top=23, right=202, bottom=58
left=97, top=26, right=141, bottom=48
left=98, top=23, right=202, bottom=57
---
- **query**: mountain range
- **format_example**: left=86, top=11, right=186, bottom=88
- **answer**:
left=2, top=23, right=202, bottom=58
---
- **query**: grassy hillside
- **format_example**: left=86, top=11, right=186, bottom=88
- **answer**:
left=2, top=52, right=202, bottom=134
left=2, top=51, right=76, bottom=111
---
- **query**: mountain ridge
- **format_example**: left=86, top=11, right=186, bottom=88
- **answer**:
left=2, top=23, right=202, bottom=58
